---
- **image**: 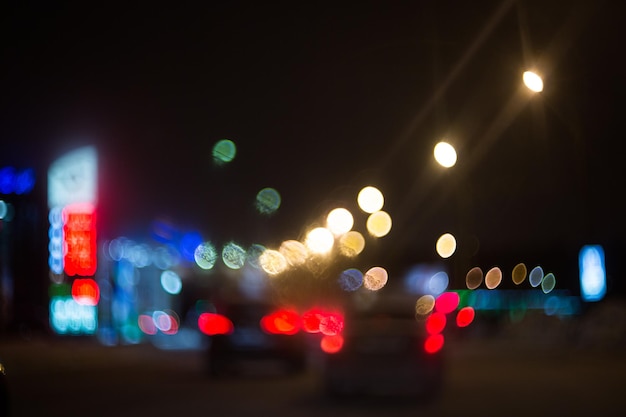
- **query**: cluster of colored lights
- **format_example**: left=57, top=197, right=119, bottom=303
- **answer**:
left=138, top=311, right=180, bottom=336
left=196, top=306, right=345, bottom=352
left=419, top=291, right=475, bottom=354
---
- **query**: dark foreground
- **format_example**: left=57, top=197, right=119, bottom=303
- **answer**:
left=1, top=332, right=625, bottom=417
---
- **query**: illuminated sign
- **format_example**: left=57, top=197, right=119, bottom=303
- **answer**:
left=50, top=295, right=97, bottom=335
left=71, top=278, right=100, bottom=306
left=579, top=245, right=607, bottom=302
left=47, top=146, right=99, bottom=335
left=0, top=166, right=35, bottom=195
left=63, top=203, right=97, bottom=276
left=48, top=146, right=97, bottom=208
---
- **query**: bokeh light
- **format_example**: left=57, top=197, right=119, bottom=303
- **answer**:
left=320, top=334, right=344, bottom=354
left=436, top=233, right=457, bottom=258
left=259, top=249, right=288, bottom=275
left=338, top=231, right=365, bottom=257
left=425, top=312, right=447, bottom=334
left=435, top=292, right=460, bottom=314
left=326, top=208, right=354, bottom=236
left=424, top=334, right=444, bottom=354
left=279, top=240, right=309, bottom=266
left=305, top=227, right=334, bottom=255
left=160, top=270, right=182, bottom=295
left=363, top=266, right=388, bottom=291
left=434, top=141, right=457, bottom=168
left=357, top=186, right=384, bottom=213
left=456, top=306, right=475, bottom=327
left=429, top=271, right=449, bottom=295
left=485, top=267, right=503, bottom=289
left=71, top=279, right=100, bottom=306
left=523, top=70, right=543, bottom=92
left=138, top=314, right=157, bottom=335
left=222, top=241, right=247, bottom=269
left=338, top=268, right=363, bottom=292
left=541, top=272, right=556, bottom=294
left=319, top=312, right=344, bottom=336
left=415, top=295, right=436, bottom=316
left=466, top=267, right=483, bottom=290
left=302, top=308, right=323, bottom=333
left=194, top=242, right=218, bottom=270
left=198, top=312, right=234, bottom=336
left=212, top=139, right=237, bottom=164
left=180, top=231, right=203, bottom=262
left=255, top=187, right=281, bottom=215
left=366, top=211, right=392, bottom=238
left=512, top=263, right=527, bottom=285
left=246, top=243, right=266, bottom=269
left=529, top=266, right=544, bottom=288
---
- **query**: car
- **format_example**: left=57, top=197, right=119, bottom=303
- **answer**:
left=199, top=299, right=308, bottom=377
left=318, top=291, right=445, bottom=401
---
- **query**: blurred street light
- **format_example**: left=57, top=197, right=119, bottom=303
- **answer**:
left=433, top=141, right=457, bottom=168
left=523, top=70, right=543, bottom=92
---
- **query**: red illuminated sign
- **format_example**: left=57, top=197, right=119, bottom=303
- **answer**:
left=63, top=203, right=97, bottom=276
left=71, top=278, right=100, bottom=306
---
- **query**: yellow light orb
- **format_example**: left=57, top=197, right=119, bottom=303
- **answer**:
left=338, top=231, right=365, bottom=257
left=259, top=249, right=288, bottom=275
left=436, top=233, right=457, bottom=258
left=415, top=295, right=436, bottom=316
left=357, top=186, right=384, bottom=214
left=512, top=263, right=527, bottom=285
left=326, top=208, right=354, bottom=236
left=366, top=211, right=392, bottom=238
left=279, top=240, right=308, bottom=266
left=523, top=70, right=543, bottom=92
left=305, top=227, right=334, bottom=255
left=434, top=141, right=457, bottom=168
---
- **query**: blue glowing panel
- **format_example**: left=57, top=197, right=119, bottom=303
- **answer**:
left=180, top=231, right=203, bottom=262
left=0, top=167, right=35, bottom=195
left=48, top=146, right=98, bottom=208
left=579, top=245, right=607, bottom=302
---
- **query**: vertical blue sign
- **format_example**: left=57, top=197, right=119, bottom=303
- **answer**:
left=579, top=245, right=607, bottom=302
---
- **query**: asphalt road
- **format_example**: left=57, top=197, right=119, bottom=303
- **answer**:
left=1, top=332, right=625, bottom=417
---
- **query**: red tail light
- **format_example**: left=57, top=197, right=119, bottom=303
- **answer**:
left=198, top=313, right=234, bottom=335
left=302, top=307, right=344, bottom=335
left=260, top=309, right=301, bottom=335
left=425, top=312, right=447, bottom=335
left=320, top=334, right=344, bottom=353
left=424, top=333, right=444, bottom=354
left=302, top=308, right=324, bottom=333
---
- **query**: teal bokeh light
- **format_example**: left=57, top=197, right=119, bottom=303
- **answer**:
left=212, top=139, right=237, bottom=165
left=255, top=187, right=281, bottom=215
left=222, top=242, right=247, bottom=270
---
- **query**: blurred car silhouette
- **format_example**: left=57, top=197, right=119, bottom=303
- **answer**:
left=199, top=299, right=308, bottom=377
left=319, top=292, right=444, bottom=400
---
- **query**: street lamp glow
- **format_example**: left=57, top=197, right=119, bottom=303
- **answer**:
left=523, top=71, right=543, bottom=92
left=436, top=233, right=457, bottom=258
left=434, top=142, right=457, bottom=168
left=326, top=207, right=354, bottom=236
left=305, top=227, right=335, bottom=255
left=366, top=211, right=392, bottom=238
left=357, top=186, right=384, bottom=213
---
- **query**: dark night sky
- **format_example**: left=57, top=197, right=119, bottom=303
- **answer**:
left=1, top=1, right=625, bottom=281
